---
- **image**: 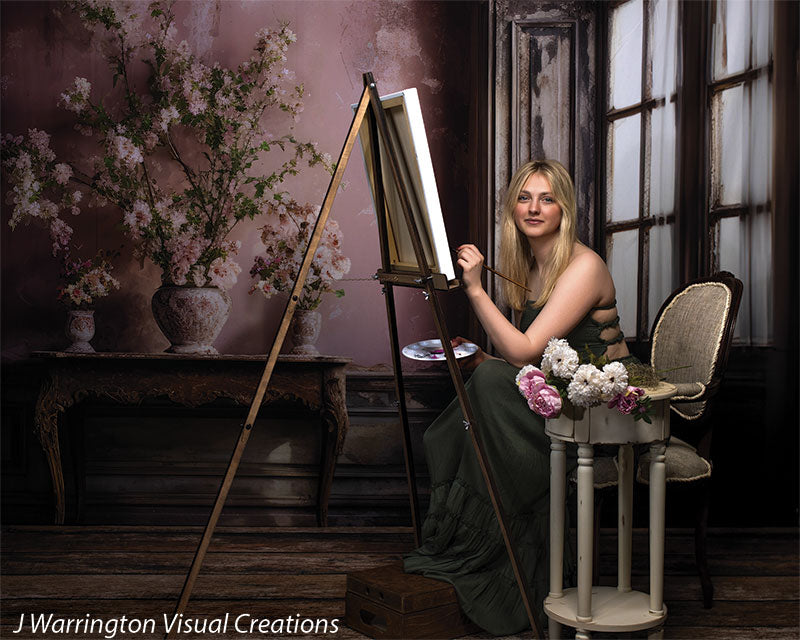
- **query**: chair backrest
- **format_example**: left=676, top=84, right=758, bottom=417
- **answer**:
left=649, top=272, right=743, bottom=421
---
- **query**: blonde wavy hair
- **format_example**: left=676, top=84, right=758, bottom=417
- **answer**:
left=498, top=159, right=578, bottom=311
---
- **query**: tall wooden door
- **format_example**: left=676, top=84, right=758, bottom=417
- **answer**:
left=490, top=1, right=599, bottom=295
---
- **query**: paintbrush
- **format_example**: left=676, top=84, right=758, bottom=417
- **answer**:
left=450, top=247, right=531, bottom=293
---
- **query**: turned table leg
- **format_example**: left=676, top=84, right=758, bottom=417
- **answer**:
left=317, top=366, right=349, bottom=526
left=39, top=427, right=66, bottom=525
left=34, top=381, right=67, bottom=525
left=618, top=444, right=634, bottom=592
left=576, top=444, right=594, bottom=625
left=649, top=442, right=667, bottom=616
left=549, top=438, right=567, bottom=640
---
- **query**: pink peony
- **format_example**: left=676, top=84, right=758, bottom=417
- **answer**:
left=517, top=366, right=547, bottom=398
left=608, top=386, right=645, bottom=415
left=527, top=382, right=563, bottom=419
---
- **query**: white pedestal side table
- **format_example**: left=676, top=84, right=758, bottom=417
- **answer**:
left=544, top=382, right=677, bottom=640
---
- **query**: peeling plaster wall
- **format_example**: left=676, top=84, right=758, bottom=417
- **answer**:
left=0, top=1, right=473, bottom=367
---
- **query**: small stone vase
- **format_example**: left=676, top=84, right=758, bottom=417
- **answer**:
left=65, top=309, right=96, bottom=353
left=290, top=309, right=322, bottom=355
left=151, top=286, right=231, bottom=354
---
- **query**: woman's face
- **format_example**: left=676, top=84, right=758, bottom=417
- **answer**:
left=513, top=172, right=562, bottom=242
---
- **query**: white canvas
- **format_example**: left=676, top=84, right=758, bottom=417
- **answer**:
left=356, top=88, right=456, bottom=282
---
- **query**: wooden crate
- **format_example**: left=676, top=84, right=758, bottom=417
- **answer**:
left=345, top=563, right=480, bottom=639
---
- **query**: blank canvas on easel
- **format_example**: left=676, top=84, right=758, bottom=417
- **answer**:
left=356, top=88, right=456, bottom=282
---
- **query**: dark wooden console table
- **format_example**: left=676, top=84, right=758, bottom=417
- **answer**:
left=31, top=351, right=350, bottom=526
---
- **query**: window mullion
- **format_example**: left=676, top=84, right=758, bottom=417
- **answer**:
left=677, top=0, right=709, bottom=282
left=637, top=0, right=651, bottom=340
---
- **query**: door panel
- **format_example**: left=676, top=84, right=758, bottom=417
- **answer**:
left=493, top=0, right=599, bottom=282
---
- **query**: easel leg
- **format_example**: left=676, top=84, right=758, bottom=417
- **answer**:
left=167, top=83, right=374, bottom=637
left=362, top=71, right=423, bottom=547
left=382, top=283, right=422, bottom=546
left=425, top=284, right=543, bottom=639
left=365, top=70, right=540, bottom=636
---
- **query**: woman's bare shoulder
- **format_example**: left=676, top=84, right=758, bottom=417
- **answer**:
left=554, top=244, right=615, bottom=303
left=567, top=244, right=609, bottom=276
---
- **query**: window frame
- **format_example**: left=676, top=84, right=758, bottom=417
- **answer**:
left=705, top=1, right=774, bottom=345
left=598, top=0, right=678, bottom=343
left=599, top=0, right=788, bottom=349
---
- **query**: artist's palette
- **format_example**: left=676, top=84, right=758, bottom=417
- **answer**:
left=401, top=339, right=479, bottom=361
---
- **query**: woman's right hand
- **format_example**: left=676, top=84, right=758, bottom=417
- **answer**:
left=456, top=244, right=485, bottom=295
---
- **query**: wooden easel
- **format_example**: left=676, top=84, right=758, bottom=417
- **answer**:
left=169, top=73, right=542, bottom=640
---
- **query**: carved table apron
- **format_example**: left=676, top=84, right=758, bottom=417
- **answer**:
left=31, top=352, right=350, bottom=525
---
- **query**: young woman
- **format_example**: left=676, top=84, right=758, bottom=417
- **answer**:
left=403, top=159, right=632, bottom=635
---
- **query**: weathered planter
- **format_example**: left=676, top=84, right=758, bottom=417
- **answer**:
left=151, top=286, right=231, bottom=354
left=65, top=309, right=95, bottom=353
left=290, top=309, right=322, bottom=355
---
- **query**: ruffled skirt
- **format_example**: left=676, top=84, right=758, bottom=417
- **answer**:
left=403, top=359, right=575, bottom=635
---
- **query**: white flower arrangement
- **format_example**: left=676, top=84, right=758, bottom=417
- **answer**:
left=248, top=199, right=351, bottom=311
left=2, top=1, right=335, bottom=294
left=518, top=338, right=654, bottom=422
left=1, top=130, right=119, bottom=309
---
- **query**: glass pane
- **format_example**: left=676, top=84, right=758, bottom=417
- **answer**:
left=717, top=216, right=744, bottom=341
left=647, top=222, right=676, bottom=336
left=610, top=0, right=643, bottom=109
left=606, top=229, right=639, bottom=339
left=712, top=0, right=749, bottom=80
left=650, top=0, right=678, bottom=97
left=718, top=212, right=773, bottom=346
left=752, top=0, right=772, bottom=68
left=649, top=102, right=676, bottom=216
left=749, top=74, right=772, bottom=204
left=711, top=85, right=744, bottom=206
left=749, top=210, right=772, bottom=345
left=717, top=216, right=741, bottom=277
left=607, top=114, right=641, bottom=222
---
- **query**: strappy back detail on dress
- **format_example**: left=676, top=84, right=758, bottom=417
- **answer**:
left=587, top=299, right=625, bottom=347
left=519, top=298, right=627, bottom=360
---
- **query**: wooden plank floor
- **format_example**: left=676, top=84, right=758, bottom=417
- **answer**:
left=1, top=526, right=797, bottom=639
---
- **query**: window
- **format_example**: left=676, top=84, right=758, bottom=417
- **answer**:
left=602, top=0, right=775, bottom=346
left=708, top=0, right=773, bottom=344
left=602, top=0, right=679, bottom=341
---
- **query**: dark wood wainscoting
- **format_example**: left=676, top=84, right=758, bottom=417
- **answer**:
left=0, top=363, right=452, bottom=527
left=2, top=359, right=796, bottom=527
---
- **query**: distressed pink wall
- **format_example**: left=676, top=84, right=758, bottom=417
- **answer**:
left=1, top=1, right=474, bottom=367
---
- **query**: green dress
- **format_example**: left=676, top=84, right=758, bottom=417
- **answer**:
left=403, top=301, right=627, bottom=635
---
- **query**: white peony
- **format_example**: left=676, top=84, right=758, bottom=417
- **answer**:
left=599, top=361, right=629, bottom=400
left=567, top=364, right=604, bottom=408
left=541, top=338, right=580, bottom=378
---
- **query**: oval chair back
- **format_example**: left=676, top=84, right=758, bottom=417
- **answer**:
left=649, top=271, right=743, bottom=421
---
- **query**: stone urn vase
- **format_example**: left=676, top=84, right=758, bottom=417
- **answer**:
left=65, top=309, right=95, bottom=353
left=151, top=286, right=231, bottom=354
left=289, top=309, right=322, bottom=355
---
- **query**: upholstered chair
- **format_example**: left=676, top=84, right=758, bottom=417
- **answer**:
left=589, top=272, right=743, bottom=608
